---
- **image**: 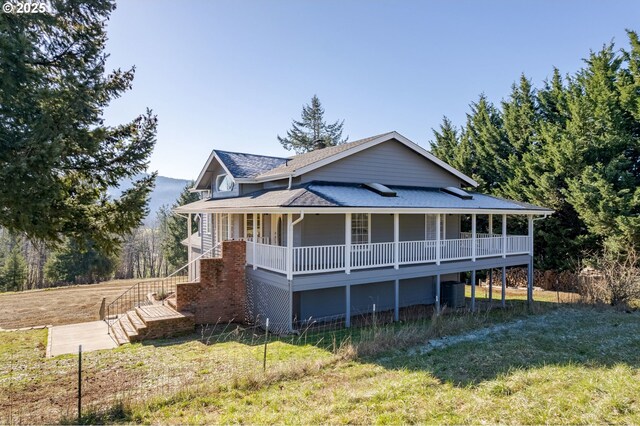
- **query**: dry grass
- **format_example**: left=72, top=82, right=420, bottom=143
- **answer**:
left=0, top=279, right=154, bottom=329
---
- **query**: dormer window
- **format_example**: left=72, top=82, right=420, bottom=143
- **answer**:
left=216, top=174, right=234, bottom=192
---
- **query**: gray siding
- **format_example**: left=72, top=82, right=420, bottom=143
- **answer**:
left=371, top=214, right=393, bottom=242
left=399, top=214, right=425, bottom=241
left=445, top=214, right=461, bottom=239
left=351, top=281, right=395, bottom=314
left=295, top=287, right=345, bottom=321
left=301, top=139, right=462, bottom=187
left=202, top=213, right=213, bottom=251
left=399, top=277, right=436, bottom=307
left=300, top=214, right=345, bottom=246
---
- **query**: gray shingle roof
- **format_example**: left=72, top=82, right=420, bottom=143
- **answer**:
left=175, top=182, right=553, bottom=213
left=214, top=150, right=287, bottom=179
left=255, top=132, right=395, bottom=178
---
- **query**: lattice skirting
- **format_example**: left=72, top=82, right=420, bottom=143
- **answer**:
left=245, top=277, right=291, bottom=334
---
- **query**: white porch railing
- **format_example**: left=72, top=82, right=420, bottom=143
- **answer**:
left=252, top=242, right=287, bottom=274
left=351, top=242, right=395, bottom=269
left=398, top=240, right=437, bottom=264
left=247, top=235, right=531, bottom=276
left=293, top=244, right=345, bottom=274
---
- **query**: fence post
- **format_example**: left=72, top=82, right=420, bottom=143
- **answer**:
left=263, top=318, right=269, bottom=372
left=78, top=344, right=82, bottom=423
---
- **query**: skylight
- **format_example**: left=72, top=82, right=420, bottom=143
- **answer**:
left=442, top=186, right=473, bottom=200
left=363, top=183, right=397, bottom=197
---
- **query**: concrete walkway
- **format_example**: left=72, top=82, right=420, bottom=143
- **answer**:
left=48, top=321, right=117, bottom=357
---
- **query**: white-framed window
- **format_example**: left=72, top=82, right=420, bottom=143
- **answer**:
left=425, top=214, right=446, bottom=240
left=216, top=174, right=234, bottom=192
left=351, top=213, right=370, bottom=245
left=220, top=213, right=229, bottom=241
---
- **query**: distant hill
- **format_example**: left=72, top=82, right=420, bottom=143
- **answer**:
left=107, top=175, right=192, bottom=225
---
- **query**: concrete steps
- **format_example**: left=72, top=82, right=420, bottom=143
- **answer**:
left=109, top=304, right=194, bottom=346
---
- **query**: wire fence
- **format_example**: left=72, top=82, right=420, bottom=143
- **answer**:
left=0, top=289, right=580, bottom=425
left=0, top=312, right=397, bottom=425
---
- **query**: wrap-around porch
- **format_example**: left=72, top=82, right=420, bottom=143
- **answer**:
left=197, top=211, right=535, bottom=279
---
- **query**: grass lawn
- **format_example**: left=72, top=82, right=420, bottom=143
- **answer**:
left=3, top=299, right=639, bottom=424
left=124, top=305, right=640, bottom=424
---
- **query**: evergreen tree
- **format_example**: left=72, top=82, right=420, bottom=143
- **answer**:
left=160, top=183, right=200, bottom=271
left=44, top=238, right=117, bottom=284
left=1, top=246, right=27, bottom=292
left=461, top=95, right=510, bottom=192
left=278, top=95, right=347, bottom=153
left=430, top=117, right=461, bottom=166
left=0, top=0, right=157, bottom=254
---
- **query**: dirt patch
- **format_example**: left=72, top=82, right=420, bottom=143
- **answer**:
left=0, top=279, right=153, bottom=329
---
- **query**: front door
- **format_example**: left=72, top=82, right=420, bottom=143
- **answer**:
left=271, top=214, right=284, bottom=246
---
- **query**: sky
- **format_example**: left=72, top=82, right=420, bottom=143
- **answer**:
left=102, top=0, right=640, bottom=180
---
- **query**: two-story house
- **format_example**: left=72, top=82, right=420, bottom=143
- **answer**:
left=172, top=131, right=552, bottom=333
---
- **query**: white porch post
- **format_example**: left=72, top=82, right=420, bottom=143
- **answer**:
left=286, top=213, right=293, bottom=280
left=227, top=213, right=232, bottom=241
left=345, top=284, right=351, bottom=327
left=435, top=274, right=441, bottom=315
left=393, top=213, right=399, bottom=269
left=436, top=214, right=441, bottom=265
left=394, top=279, right=399, bottom=321
left=252, top=213, right=257, bottom=270
left=187, top=213, right=192, bottom=281
left=471, top=269, right=476, bottom=312
left=243, top=213, right=247, bottom=240
left=471, top=213, right=477, bottom=261
left=527, top=214, right=534, bottom=308
left=502, top=214, right=507, bottom=258
left=501, top=266, right=507, bottom=308
left=345, top=213, right=351, bottom=274
left=489, top=214, right=493, bottom=235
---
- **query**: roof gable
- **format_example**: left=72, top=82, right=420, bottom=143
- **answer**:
left=255, top=131, right=478, bottom=187
left=194, top=150, right=287, bottom=190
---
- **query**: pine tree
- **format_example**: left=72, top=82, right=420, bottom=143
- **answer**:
left=1, top=246, right=27, bottom=292
left=0, top=1, right=157, bottom=254
left=430, top=117, right=461, bottom=165
left=278, top=95, right=347, bottom=153
left=44, top=238, right=117, bottom=284
left=461, top=95, right=510, bottom=192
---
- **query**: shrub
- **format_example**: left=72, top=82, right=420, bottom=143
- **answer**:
left=578, top=248, right=640, bottom=306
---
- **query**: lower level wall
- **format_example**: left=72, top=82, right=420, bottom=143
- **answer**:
left=293, top=272, right=460, bottom=322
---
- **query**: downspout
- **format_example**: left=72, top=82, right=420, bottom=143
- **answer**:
left=287, top=174, right=294, bottom=190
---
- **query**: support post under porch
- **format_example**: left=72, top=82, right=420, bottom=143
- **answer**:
left=394, top=279, right=399, bottom=322
left=435, top=274, right=441, bottom=316
left=501, top=266, right=507, bottom=308
left=471, top=269, right=476, bottom=312
left=345, top=283, right=351, bottom=328
left=527, top=214, right=534, bottom=308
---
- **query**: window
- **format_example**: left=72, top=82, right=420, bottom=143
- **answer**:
left=216, top=174, right=234, bottom=192
left=220, top=213, right=229, bottom=241
left=247, top=214, right=254, bottom=239
left=351, top=213, right=370, bottom=245
left=425, top=214, right=446, bottom=240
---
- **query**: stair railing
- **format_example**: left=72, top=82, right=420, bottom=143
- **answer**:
left=104, top=242, right=222, bottom=333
